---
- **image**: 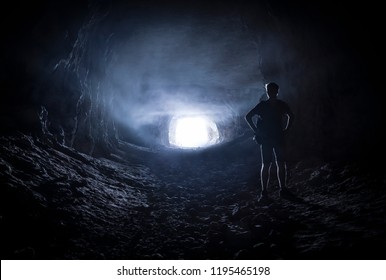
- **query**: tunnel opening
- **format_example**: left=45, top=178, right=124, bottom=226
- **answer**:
left=168, top=115, right=220, bottom=149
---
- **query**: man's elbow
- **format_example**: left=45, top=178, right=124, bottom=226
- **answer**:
left=245, top=112, right=253, bottom=121
left=288, top=116, right=294, bottom=129
left=287, top=112, right=294, bottom=123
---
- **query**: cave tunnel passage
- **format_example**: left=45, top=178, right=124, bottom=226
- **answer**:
left=7, top=0, right=270, bottom=152
left=1, top=0, right=385, bottom=260
left=100, top=6, right=264, bottom=150
left=3, top=0, right=382, bottom=158
left=4, top=0, right=381, bottom=159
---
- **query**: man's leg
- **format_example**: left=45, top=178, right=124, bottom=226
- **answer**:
left=276, top=161, right=287, bottom=190
left=274, top=145, right=291, bottom=197
left=277, top=160, right=295, bottom=198
left=260, top=162, right=271, bottom=194
left=259, top=144, right=273, bottom=200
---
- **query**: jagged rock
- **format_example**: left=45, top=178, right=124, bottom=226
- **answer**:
left=1, top=134, right=386, bottom=259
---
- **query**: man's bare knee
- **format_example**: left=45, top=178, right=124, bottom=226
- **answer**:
left=262, top=162, right=271, bottom=169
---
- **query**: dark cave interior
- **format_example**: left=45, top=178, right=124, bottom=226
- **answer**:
left=1, top=0, right=385, bottom=260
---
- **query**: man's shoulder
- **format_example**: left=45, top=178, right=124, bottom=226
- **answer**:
left=256, top=100, right=268, bottom=107
left=250, top=101, right=264, bottom=110
left=251, top=101, right=265, bottom=113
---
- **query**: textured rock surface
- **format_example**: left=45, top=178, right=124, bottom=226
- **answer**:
left=1, top=134, right=385, bottom=259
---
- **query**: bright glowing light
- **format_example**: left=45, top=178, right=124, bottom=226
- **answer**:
left=169, top=116, right=220, bottom=148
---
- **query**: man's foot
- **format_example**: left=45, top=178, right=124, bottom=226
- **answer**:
left=257, top=190, right=268, bottom=202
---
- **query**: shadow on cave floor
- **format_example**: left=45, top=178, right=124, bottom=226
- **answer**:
left=1, top=134, right=385, bottom=260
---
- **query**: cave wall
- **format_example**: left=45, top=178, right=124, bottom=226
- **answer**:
left=1, top=1, right=118, bottom=156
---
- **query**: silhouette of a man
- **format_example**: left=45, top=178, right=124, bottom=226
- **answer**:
left=245, top=82, right=294, bottom=201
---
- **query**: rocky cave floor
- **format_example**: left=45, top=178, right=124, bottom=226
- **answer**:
left=1, top=133, right=385, bottom=260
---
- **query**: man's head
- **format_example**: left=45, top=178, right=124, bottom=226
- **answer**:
left=265, top=82, right=279, bottom=98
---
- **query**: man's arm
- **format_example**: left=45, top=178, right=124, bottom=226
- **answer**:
left=284, top=106, right=294, bottom=131
left=245, top=109, right=259, bottom=134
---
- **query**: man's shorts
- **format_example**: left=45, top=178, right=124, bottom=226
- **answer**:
left=260, top=137, right=286, bottom=163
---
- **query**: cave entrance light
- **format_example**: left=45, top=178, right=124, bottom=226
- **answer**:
left=168, top=116, right=220, bottom=149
